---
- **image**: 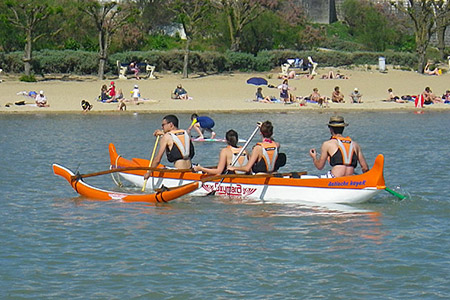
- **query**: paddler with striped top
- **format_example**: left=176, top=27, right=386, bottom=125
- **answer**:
left=144, top=115, right=195, bottom=180
left=228, top=121, right=286, bottom=174
left=309, top=115, right=369, bottom=178
left=193, top=130, right=249, bottom=175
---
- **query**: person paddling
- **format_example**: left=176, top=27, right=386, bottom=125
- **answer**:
left=193, top=130, right=249, bottom=175
left=309, top=115, right=369, bottom=178
left=144, top=115, right=195, bottom=180
left=188, top=113, right=216, bottom=139
left=228, top=121, right=286, bottom=174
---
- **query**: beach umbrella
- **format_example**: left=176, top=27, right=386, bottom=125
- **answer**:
left=246, top=77, right=268, bottom=86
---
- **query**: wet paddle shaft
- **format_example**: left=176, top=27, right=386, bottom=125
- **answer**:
left=208, top=122, right=261, bottom=195
left=142, top=135, right=160, bottom=192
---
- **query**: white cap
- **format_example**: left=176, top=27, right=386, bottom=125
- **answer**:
left=40, top=90, right=44, bottom=94
left=354, top=88, right=358, bottom=91
left=134, top=85, right=138, bottom=88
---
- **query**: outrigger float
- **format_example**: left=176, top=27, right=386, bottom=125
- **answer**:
left=108, top=143, right=387, bottom=204
left=53, top=164, right=200, bottom=203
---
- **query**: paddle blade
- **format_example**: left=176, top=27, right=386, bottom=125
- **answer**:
left=385, top=187, right=406, bottom=200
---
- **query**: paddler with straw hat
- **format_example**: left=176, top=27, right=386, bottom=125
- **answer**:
left=309, top=115, right=369, bottom=178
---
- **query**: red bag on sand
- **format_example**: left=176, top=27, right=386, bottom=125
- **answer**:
left=415, top=94, right=424, bottom=108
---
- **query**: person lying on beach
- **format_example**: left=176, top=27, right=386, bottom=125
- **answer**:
left=386, top=88, right=406, bottom=103
left=424, top=62, right=441, bottom=76
left=321, top=70, right=349, bottom=79
left=193, top=129, right=249, bottom=175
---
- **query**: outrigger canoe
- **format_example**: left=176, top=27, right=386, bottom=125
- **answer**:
left=52, top=164, right=200, bottom=203
left=108, top=143, right=387, bottom=204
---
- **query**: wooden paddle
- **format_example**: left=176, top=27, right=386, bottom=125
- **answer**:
left=142, top=135, right=160, bottom=192
left=70, top=166, right=194, bottom=182
left=207, top=122, right=262, bottom=196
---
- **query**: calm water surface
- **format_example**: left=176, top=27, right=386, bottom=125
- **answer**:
left=0, top=112, right=449, bottom=299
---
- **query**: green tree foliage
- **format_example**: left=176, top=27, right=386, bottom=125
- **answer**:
left=342, top=0, right=397, bottom=51
left=3, top=0, right=62, bottom=75
left=78, top=0, right=137, bottom=79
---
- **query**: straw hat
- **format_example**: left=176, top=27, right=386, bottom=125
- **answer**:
left=328, top=115, right=348, bottom=127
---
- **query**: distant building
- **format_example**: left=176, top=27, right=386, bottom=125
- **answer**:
left=301, top=0, right=337, bottom=24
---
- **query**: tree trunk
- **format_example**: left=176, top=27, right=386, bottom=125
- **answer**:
left=230, top=33, right=241, bottom=52
left=415, top=23, right=431, bottom=73
left=23, top=29, right=33, bottom=76
left=183, top=38, right=190, bottom=78
left=226, top=8, right=237, bottom=51
left=437, top=26, right=447, bottom=60
left=98, top=30, right=107, bottom=80
left=416, top=42, right=428, bottom=73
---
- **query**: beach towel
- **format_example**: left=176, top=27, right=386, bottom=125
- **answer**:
left=415, top=94, right=424, bottom=108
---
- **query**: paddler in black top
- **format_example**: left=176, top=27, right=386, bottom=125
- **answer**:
left=144, top=115, right=195, bottom=179
left=309, top=115, right=369, bottom=178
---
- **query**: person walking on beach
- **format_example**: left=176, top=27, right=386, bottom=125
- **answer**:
left=188, top=114, right=216, bottom=139
left=228, top=121, right=286, bottom=174
left=309, top=116, right=369, bottom=178
left=143, top=115, right=195, bottom=179
left=193, top=129, right=249, bottom=175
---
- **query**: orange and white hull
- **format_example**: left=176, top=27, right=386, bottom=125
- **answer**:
left=53, top=163, right=200, bottom=203
left=109, top=143, right=386, bottom=204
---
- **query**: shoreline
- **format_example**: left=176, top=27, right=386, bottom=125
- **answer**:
left=1, top=68, right=449, bottom=114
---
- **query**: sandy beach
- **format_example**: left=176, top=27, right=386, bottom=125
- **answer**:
left=1, top=66, right=449, bottom=113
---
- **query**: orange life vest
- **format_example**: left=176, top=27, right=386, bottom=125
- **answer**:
left=331, top=136, right=356, bottom=167
left=256, top=141, right=278, bottom=172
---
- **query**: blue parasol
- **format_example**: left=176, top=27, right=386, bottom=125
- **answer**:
left=246, top=77, right=268, bottom=86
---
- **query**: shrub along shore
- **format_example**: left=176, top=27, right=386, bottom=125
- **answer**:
left=0, top=49, right=420, bottom=76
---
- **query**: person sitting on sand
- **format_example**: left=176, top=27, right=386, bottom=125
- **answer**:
left=255, top=87, right=272, bottom=103
left=349, top=88, right=363, bottom=103
left=172, top=84, right=189, bottom=100
left=310, top=88, right=329, bottom=108
left=35, top=90, right=49, bottom=107
left=442, top=90, right=450, bottom=103
left=193, top=129, right=249, bottom=175
left=331, top=86, right=345, bottom=103
left=424, top=62, right=441, bottom=76
left=422, top=87, right=442, bottom=104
